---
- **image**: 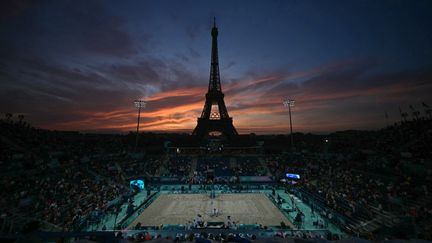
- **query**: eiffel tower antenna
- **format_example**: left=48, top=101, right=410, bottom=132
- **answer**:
left=192, top=19, right=238, bottom=139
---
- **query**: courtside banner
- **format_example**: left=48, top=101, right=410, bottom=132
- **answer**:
left=239, top=176, right=274, bottom=182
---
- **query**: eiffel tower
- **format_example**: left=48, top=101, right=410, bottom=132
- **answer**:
left=192, top=19, right=238, bottom=139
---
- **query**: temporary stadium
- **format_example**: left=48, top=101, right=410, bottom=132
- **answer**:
left=1, top=1, right=432, bottom=243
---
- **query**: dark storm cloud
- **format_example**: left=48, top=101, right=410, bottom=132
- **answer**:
left=295, top=61, right=432, bottom=104
left=216, top=58, right=432, bottom=132
left=0, top=55, right=142, bottom=126
left=0, top=45, right=208, bottom=131
left=54, top=0, right=137, bottom=57
left=104, top=60, right=163, bottom=85
left=0, top=0, right=33, bottom=17
left=1, top=48, right=431, bottom=133
left=0, top=0, right=138, bottom=59
left=61, top=0, right=139, bottom=57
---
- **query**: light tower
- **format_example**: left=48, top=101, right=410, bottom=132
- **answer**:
left=283, top=99, right=295, bottom=150
left=134, top=100, right=146, bottom=151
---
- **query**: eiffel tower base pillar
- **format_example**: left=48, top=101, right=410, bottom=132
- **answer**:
left=192, top=118, right=238, bottom=139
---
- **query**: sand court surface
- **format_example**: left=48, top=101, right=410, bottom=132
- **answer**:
left=128, top=193, right=292, bottom=228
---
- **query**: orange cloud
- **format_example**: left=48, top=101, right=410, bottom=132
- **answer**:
left=42, top=62, right=432, bottom=134
left=146, top=86, right=205, bottom=102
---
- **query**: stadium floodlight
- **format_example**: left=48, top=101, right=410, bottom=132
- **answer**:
left=134, top=100, right=146, bottom=151
left=283, top=99, right=295, bottom=150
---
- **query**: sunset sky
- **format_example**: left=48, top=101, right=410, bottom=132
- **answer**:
left=1, top=0, right=431, bottom=134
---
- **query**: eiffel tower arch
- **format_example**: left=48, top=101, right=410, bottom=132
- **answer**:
left=192, top=19, right=238, bottom=139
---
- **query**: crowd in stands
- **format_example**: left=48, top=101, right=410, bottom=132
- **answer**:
left=116, top=230, right=330, bottom=242
left=0, top=118, right=156, bottom=232
left=0, top=159, right=130, bottom=231
left=265, top=119, right=432, bottom=239
left=234, top=157, right=266, bottom=176
left=163, top=157, right=192, bottom=178
left=120, top=157, right=164, bottom=178
left=1, top=115, right=431, bottom=240
left=197, top=157, right=232, bottom=177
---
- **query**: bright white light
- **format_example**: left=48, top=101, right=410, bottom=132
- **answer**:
left=134, top=100, right=146, bottom=108
left=283, top=99, right=295, bottom=107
